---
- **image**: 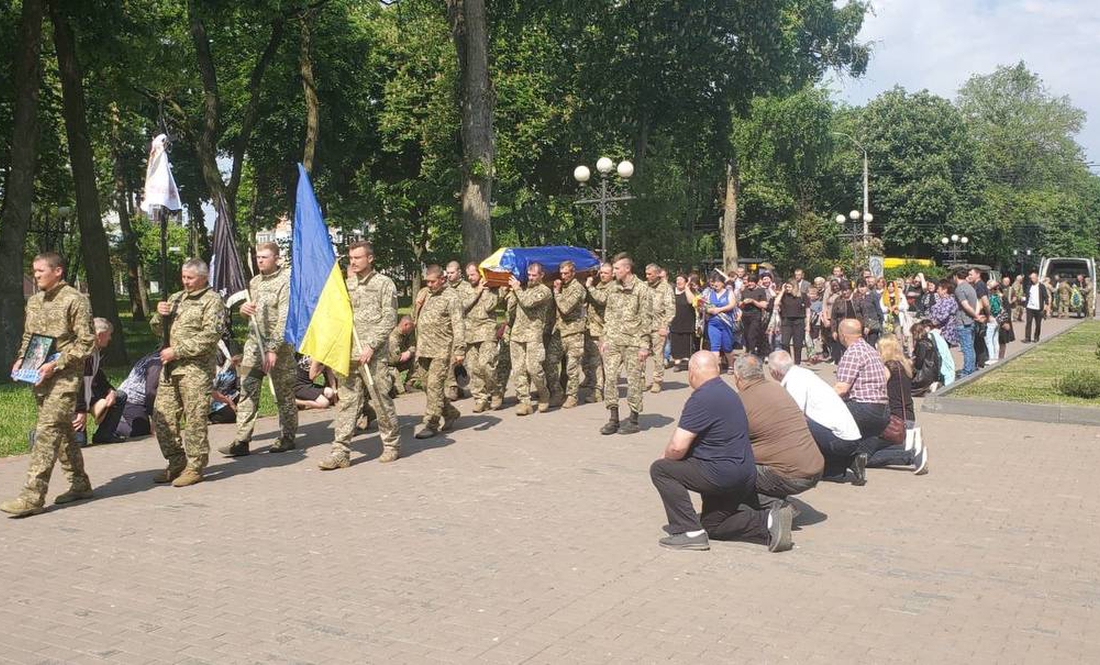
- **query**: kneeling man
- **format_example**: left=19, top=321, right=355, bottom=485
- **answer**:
left=649, top=351, right=793, bottom=552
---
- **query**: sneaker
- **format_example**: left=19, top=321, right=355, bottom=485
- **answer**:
left=767, top=503, right=794, bottom=552
left=658, top=532, right=710, bottom=551
left=850, top=453, right=868, bottom=486
left=318, top=454, right=350, bottom=470
left=985, top=359, right=998, bottom=365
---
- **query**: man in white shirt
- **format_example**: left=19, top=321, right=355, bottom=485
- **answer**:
left=1023, top=272, right=1050, bottom=343
left=767, top=350, right=867, bottom=485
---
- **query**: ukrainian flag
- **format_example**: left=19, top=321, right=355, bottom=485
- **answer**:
left=285, top=164, right=354, bottom=376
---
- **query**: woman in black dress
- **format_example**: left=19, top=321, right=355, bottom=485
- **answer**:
left=668, top=274, right=698, bottom=371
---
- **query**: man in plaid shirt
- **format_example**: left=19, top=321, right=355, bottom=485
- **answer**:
left=833, top=319, right=891, bottom=484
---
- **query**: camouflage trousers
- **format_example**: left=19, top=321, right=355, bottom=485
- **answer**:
left=559, top=333, right=585, bottom=399
left=494, top=339, right=511, bottom=399
left=235, top=342, right=298, bottom=445
left=154, top=364, right=214, bottom=472
left=584, top=334, right=604, bottom=397
left=647, top=333, right=667, bottom=385
left=603, top=344, right=644, bottom=414
left=466, top=340, right=499, bottom=405
left=419, top=356, right=460, bottom=427
left=543, top=334, right=564, bottom=400
left=333, top=353, right=399, bottom=457
left=510, top=339, right=548, bottom=406
left=390, top=358, right=425, bottom=393
left=19, top=375, right=89, bottom=506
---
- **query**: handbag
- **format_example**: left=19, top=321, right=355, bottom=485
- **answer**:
left=880, top=363, right=908, bottom=445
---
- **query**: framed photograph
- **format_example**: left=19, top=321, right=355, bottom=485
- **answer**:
left=11, top=334, right=58, bottom=384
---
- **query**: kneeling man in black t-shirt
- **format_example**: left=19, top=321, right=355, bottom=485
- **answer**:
left=649, top=351, right=794, bottom=552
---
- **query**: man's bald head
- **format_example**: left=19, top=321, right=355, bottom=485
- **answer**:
left=688, top=350, right=720, bottom=389
left=838, top=318, right=862, bottom=337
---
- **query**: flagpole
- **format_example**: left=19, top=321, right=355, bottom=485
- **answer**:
left=157, top=205, right=170, bottom=350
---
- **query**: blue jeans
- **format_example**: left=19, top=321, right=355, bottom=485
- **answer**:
left=957, top=324, right=975, bottom=375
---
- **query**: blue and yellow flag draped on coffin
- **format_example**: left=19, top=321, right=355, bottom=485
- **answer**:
left=284, top=164, right=354, bottom=376
left=478, top=246, right=600, bottom=287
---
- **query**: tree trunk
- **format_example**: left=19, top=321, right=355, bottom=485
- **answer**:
left=446, top=0, right=494, bottom=263
left=110, top=103, right=147, bottom=321
left=0, top=0, right=45, bottom=376
left=299, top=15, right=319, bottom=173
left=722, top=159, right=739, bottom=273
left=186, top=0, right=231, bottom=223
left=50, top=0, right=127, bottom=363
left=633, top=110, right=651, bottom=169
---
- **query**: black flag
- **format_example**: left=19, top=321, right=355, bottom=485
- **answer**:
left=208, top=198, right=249, bottom=308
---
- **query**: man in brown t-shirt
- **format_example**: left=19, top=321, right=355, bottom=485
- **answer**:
left=731, top=355, right=823, bottom=509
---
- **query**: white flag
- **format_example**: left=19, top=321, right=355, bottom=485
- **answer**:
left=140, top=134, right=182, bottom=213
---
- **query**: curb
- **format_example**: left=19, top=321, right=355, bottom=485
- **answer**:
left=921, top=317, right=1099, bottom=425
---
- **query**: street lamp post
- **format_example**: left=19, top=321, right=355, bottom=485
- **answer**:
left=834, top=210, right=873, bottom=244
left=1013, top=248, right=1033, bottom=275
left=574, top=156, right=635, bottom=260
left=833, top=132, right=870, bottom=242
left=940, top=234, right=969, bottom=264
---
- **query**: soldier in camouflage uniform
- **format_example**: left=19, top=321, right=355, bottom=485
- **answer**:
left=443, top=260, right=466, bottom=401
left=1057, top=277, right=1072, bottom=318
left=552, top=261, right=587, bottom=408
left=151, top=258, right=226, bottom=487
left=543, top=284, right=564, bottom=407
left=414, top=265, right=466, bottom=438
left=493, top=303, right=515, bottom=410
left=644, top=263, right=675, bottom=393
left=504, top=263, right=553, bottom=415
left=584, top=263, right=613, bottom=404
left=2, top=253, right=96, bottom=518
left=596, top=255, right=653, bottom=435
left=388, top=315, right=419, bottom=393
left=219, top=242, right=297, bottom=457
left=463, top=263, right=500, bottom=413
left=322, top=241, right=401, bottom=468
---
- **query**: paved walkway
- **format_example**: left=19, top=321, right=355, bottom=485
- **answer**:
left=1, top=315, right=1097, bottom=664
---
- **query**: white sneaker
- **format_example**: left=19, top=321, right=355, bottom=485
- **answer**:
left=985, top=359, right=998, bottom=365
left=904, top=428, right=916, bottom=452
left=913, top=428, right=928, bottom=475
left=929, top=382, right=939, bottom=393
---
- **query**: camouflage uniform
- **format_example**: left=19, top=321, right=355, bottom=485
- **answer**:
left=585, top=280, right=611, bottom=399
left=506, top=282, right=553, bottom=409
left=646, top=277, right=675, bottom=387
left=330, top=270, right=399, bottom=464
left=602, top=276, right=653, bottom=414
left=461, top=284, right=500, bottom=408
left=234, top=267, right=297, bottom=449
left=543, top=299, right=564, bottom=405
left=494, top=302, right=517, bottom=406
left=8, top=281, right=95, bottom=510
left=554, top=278, right=587, bottom=405
left=415, top=287, right=466, bottom=430
left=152, top=286, right=226, bottom=475
left=387, top=326, right=420, bottom=393
left=443, top=279, right=469, bottom=399
left=1057, top=280, right=1072, bottom=318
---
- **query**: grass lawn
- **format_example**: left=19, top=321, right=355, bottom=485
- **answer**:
left=953, top=320, right=1100, bottom=406
left=1, top=306, right=277, bottom=458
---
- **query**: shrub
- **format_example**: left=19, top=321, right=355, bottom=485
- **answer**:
left=1095, top=340, right=1100, bottom=361
left=1056, top=369, right=1100, bottom=399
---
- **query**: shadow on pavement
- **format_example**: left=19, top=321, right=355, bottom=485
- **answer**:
left=639, top=414, right=675, bottom=430
left=789, top=496, right=827, bottom=529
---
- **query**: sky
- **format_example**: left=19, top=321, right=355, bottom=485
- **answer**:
left=830, top=0, right=1100, bottom=165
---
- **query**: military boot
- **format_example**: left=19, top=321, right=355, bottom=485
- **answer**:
left=441, top=409, right=460, bottom=432
left=153, top=460, right=186, bottom=484
left=217, top=440, right=250, bottom=457
left=318, top=453, right=350, bottom=470
left=516, top=403, right=532, bottom=416
left=600, top=407, right=620, bottom=435
left=537, top=401, right=550, bottom=413
left=268, top=437, right=296, bottom=453
left=472, top=401, right=487, bottom=414
left=619, top=410, right=640, bottom=435
left=0, top=496, right=45, bottom=518
left=549, top=391, right=564, bottom=408
left=172, top=467, right=204, bottom=487
left=54, top=481, right=94, bottom=505
left=378, top=448, right=400, bottom=463
left=650, top=381, right=662, bottom=394
left=490, top=395, right=504, bottom=410
left=562, top=396, right=578, bottom=409
left=415, top=423, right=439, bottom=439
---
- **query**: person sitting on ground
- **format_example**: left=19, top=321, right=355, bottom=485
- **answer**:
left=294, top=354, right=338, bottom=410
left=649, top=351, right=793, bottom=553
left=91, top=351, right=162, bottom=442
left=767, top=350, right=866, bottom=485
left=388, top=315, right=420, bottom=393
left=834, top=318, right=890, bottom=435
left=209, top=354, right=242, bottom=424
left=730, top=354, right=822, bottom=510
left=909, top=320, right=941, bottom=396
left=75, top=317, right=118, bottom=445
left=864, top=335, right=928, bottom=475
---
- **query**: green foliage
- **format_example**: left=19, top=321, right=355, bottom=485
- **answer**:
left=1056, top=370, right=1100, bottom=399
left=884, top=262, right=947, bottom=283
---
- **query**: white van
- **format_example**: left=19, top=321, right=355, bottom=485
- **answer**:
left=1039, top=256, right=1096, bottom=314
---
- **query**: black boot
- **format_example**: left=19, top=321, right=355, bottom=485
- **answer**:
left=619, top=411, right=640, bottom=435
left=600, top=407, right=620, bottom=435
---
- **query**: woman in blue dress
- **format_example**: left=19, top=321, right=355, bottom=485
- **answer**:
left=704, top=274, right=739, bottom=371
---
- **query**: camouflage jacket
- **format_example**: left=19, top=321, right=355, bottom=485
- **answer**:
left=506, top=282, right=552, bottom=343
left=347, top=270, right=398, bottom=358
left=19, top=281, right=95, bottom=379
left=604, top=276, right=653, bottom=348
left=415, top=287, right=465, bottom=359
left=647, top=278, right=675, bottom=331
left=554, top=278, right=587, bottom=338
left=586, top=280, right=612, bottom=338
left=462, top=283, right=500, bottom=343
left=248, top=266, right=291, bottom=353
left=151, top=286, right=226, bottom=374
left=387, top=327, right=416, bottom=365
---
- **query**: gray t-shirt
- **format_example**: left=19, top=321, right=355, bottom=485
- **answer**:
left=954, top=281, right=977, bottom=326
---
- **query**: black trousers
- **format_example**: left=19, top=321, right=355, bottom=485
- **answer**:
left=847, top=401, right=890, bottom=439
left=650, top=458, right=767, bottom=542
left=755, top=464, right=819, bottom=510
left=780, top=317, right=807, bottom=364
left=93, top=395, right=151, bottom=442
left=742, top=313, right=767, bottom=358
left=1025, top=308, right=1043, bottom=341
left=807, top=418, right=860, bottom=479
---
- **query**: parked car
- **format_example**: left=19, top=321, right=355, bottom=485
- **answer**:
left=1040, top=256, right=1096, bottom=315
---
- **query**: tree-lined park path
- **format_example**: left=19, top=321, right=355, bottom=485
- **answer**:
left=2, top=335, right=1099, bottom=663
